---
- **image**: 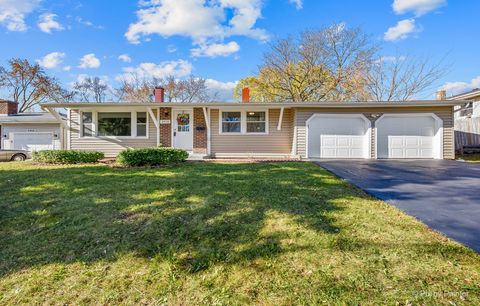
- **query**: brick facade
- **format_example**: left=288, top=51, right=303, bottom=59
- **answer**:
left=193, top=107, right=207, bottom=154
left=0, top=100, right=18, bottom=115
left=159, top=107, right=171, bottom=147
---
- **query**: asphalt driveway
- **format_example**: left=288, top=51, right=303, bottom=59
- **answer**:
left=315, top=160, right=480, bottom=252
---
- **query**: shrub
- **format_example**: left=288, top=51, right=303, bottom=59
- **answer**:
left=33, top=150, right=104, bottom=164
left=117, top=147, right=189, bottom=167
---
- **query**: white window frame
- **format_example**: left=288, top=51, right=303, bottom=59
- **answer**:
left=80, top=110, right=149, bottom=139
left=218, top=109, right=269, bottom=135
left=135, top=111, right=149, bottom=138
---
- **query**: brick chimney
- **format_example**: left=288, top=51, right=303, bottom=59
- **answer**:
left=154, top=87, right=165, bottom=103
left=436, top=90, right=447, bottom=100
left=0, top=100, right=18, bottom=115
left=242, top=87, right=250, bottom=103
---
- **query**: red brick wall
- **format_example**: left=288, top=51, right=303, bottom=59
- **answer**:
left=159, top=107, right=171, bottom=147
left=193, top=108, right=207, bottom=154
left=0, top=101, right=18, bottom=115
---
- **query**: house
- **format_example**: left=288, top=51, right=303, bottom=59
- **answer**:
left=0, top=100, right=65, bottom=152
left=41, top=88, right=466, bottom=160
left=445, top=89, right=480, bottom=150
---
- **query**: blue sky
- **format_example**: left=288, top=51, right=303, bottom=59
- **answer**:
left=0, top=0, right=479, bottom=101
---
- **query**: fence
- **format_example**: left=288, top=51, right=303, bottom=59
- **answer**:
left=455, top=117, right=480, bottom=150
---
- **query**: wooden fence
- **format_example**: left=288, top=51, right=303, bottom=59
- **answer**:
left=455, top=117, right=480, bottom=150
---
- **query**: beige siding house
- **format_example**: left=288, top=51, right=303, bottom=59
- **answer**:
left=42, top=93, right=464, bottom=160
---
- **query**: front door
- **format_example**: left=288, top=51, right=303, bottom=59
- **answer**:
left=173, top=110, right=193, bottom=151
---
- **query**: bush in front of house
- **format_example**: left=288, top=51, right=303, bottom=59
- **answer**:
left=116, top=147, right=189, bottom=167
left=33, top=150, right=105, bottom=164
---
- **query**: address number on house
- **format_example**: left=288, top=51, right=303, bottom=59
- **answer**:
left=159, top=120, right=171, bottom=124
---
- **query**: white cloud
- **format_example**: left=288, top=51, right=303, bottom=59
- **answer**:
left=63, top=65, right=71, bottom=71
left=75, top=16, right=104, bottom=29
left=36, top=52, right=65, bottom=69
left=118, top=54, right=132, bottom=63
left=0, top=0, right=40, bottom=31
left=289, top=0, right=303, bottom=10
left=125, top=0, right=268, bottom=44
left=440, top=76, right=480, bottom=96
left=167, top=44, right=177, bottom=53
left=205, top=78, right=237, bottom=101
left=116, top=59, right=193, bottom=81
left=79, top=53, right=101, bottom=69
left=191, top=41, right=240, bottom=58
left=384, top=18, right=419, bottom=41
left=38, top=13, right=64, bottom=33
left=393, top=0, right=446, bottom=16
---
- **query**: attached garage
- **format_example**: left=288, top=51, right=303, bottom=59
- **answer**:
left=376, top=113, right=443, bottom=159
left=306, top=114, right=371, bottom=159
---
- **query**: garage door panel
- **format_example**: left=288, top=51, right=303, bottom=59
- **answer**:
left=308, top=115, right=370, bottom=159
left=378, top=115, right=440, bottom=159
left=13, top=133, right=54, bottom=151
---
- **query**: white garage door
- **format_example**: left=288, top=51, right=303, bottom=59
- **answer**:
left=376, top=114, right=442, bottom=159
left=307, top=114, right=370, bottom=159
left=13, top=132, right=54, bottom=151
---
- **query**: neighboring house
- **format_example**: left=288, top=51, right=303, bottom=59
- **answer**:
left=0, top=100, right=65, bottom=152
left=446, top=89, right=480, bottom=150
left=41, top=88, right=465, bottom=160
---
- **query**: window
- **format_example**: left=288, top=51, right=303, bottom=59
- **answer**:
left=136, top=112, right=147, bottom=137
left=98, top=112, right=131, bottom=136
left=82, top=112, right=93, bottom=136
left=221, top=112, right=241, bottom=133
left=460, top=102, right=473, bottom=117
left=246, top=111, right=266, bottom=133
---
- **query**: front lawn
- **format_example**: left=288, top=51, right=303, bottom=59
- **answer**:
left=0, top=161, right=479, bottom=304
left=459, top=154, right=480, bottom=163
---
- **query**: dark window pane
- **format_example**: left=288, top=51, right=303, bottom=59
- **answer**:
left=247, top=122, right=266, bottom=133
left=137, top=112, right=147, bottom=124
left=222, top=122, right=241, bottom=133
left=222, top=112, right=241, bottom=122
left=137, top=125, right=147, bottom=137
left=246, top=111, right=265, bottom=122
left=82, top=112, right=92, bottom=123
left=98, top=112, right=131, bottom=136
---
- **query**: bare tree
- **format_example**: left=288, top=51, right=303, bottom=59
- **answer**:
left=0, top=58, right=73, bottom=112
left=115, top=74, right=214, bottom=103
left=73, top=76, right=109, bottom=102
left=114, top=73, right=153, bottom=102
left=363, top=55, right=447, bottom=101
left=235, top=23, right=377, bottom=102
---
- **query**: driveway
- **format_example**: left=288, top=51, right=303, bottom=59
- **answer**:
left=315, top=160, right=480, bottom=252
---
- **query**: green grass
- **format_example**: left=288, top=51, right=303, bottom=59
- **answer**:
left=0, top=161, right=479, bottom=305
left=459, top=154, right=480, bottom=163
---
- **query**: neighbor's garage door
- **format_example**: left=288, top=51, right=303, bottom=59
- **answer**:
left=376, top=114, right=441, bottom=159
left=307, top=114, right=371, bottom=158
left=13, top=132, right=54, bottom=151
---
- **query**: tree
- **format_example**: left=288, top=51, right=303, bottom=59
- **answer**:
left=0, top=58, right=73, bottom=112
left=235, top=23, right=377, bottom=102
left=362, top=55, right=447, bottom=101
left=114, top=73, right=153, bottom=102
left=73, top=76, right=109, bottom=102
left=235, top=23, right=447, bottom=102
left=115, top=74, right=215, bottom=103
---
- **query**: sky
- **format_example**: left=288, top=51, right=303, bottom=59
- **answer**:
left=0, top=0, right=479, bottom=101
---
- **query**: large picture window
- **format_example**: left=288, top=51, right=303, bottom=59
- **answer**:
left=98, top=112, right=131, bottom=136
left=221, top=112, right=241, bottom=133
left=246, top=111, right=266, bottom=133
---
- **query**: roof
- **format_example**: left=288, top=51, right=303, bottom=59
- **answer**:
left=448, top=88, right=480, bottom=100
left=41, top=100, right=468, bottom=109
left=0, top=112, right=64, bottom=124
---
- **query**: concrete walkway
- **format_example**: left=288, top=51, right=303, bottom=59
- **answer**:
left=315, top=159, right=480, bottom=252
